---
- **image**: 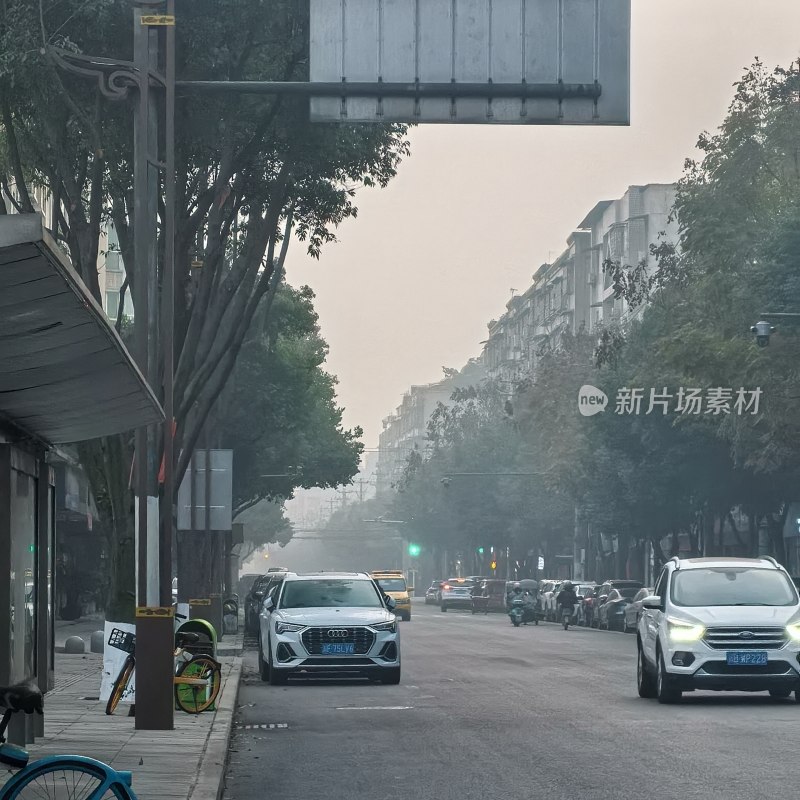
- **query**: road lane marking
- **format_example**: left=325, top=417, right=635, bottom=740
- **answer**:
left=335, top=706, right=413, bottom=711
left=237, top=723, right=288, bottom=729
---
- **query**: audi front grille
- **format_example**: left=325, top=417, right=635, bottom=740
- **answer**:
left=301, top=627, right=376, bottom=655
left=703, top=626, right=788, bottom=650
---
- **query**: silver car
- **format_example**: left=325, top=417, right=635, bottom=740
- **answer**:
left=440, top=579, right=475, bottom=612
left=258, top=572, right=401, bottom=685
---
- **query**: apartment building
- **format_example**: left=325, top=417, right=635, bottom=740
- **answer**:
left=583, top=183, right=677, bottom=329
left=483, top=184, right=677, bottom=383
left=376, top=358, right=487, bottom=495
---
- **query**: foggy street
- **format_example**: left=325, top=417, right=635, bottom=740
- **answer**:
left=224, top=602, right=798, bottom=800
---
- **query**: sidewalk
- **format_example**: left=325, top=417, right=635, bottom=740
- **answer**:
left=2, top=620, right=243, bottom=800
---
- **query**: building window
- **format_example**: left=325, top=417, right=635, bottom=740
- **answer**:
left=106, top=291, right=119, bottom=321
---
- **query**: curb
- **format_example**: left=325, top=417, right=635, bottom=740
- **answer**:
left=188, top=657, right=243, bottom=800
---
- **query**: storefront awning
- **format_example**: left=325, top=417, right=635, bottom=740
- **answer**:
left=0, top=214, right=164, bottom=443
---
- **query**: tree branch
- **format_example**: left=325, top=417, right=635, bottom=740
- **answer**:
left=0, top=92, right=34, bottom=212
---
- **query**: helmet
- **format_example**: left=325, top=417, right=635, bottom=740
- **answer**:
left=512, top=582, right=522, bottom=592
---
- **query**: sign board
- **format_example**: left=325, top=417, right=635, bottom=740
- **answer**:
left=177, top=449, right=233, bottom=531
left=310, top=0, right=630, bottom=124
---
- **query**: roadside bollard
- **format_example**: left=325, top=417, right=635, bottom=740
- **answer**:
left=64, top=636, right=86, bottom=654
left=90, top=630, right=104, bottom=653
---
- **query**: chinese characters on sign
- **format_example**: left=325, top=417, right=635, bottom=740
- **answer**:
left=613, top=387, right=762, bottom=416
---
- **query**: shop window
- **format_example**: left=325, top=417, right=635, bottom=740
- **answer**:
left=10, top=466, right=37, bottom=681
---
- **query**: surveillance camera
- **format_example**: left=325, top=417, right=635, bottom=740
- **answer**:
left=440, top=477, right=451, bottom=488
left=750, top=321, right=776, bottom=348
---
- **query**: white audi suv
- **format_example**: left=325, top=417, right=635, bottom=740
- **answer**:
left=258, top=572, right=401, bottom=685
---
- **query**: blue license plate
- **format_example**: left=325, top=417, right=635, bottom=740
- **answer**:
left=321, top=643, right=355, bottom=655
left=726, top=650, right=768, bottom=666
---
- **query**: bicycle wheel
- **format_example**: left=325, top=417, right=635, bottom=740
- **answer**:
left=174, top=656, right=221, bottom=714
left=1, top=756, right=137, bottom=799
left=105, top=656, right=135, bottom=716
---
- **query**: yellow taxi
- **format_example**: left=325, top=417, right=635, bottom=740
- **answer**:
left=371, top=570, right=412, bottom=621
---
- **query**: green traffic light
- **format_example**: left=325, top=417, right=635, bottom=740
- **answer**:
left=408, top=543, right=421, bottom=557
left=477, top=547, right=484, bottom=555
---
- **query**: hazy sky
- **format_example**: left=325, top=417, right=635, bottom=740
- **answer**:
left=287, top=1, right=800, bottom=450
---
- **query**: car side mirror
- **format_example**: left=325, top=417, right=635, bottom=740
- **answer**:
left=262, top=596, right=274, bottom=612
left=407, top=586, right=414, bottom=593
left=253, top=590, right=264, bottom=599
left=642, top=595, right=662, bottom=610
left=385, top=597, right=397, bottom=611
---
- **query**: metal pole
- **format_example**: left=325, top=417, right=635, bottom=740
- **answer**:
left=160, top=0, right=176, bottom=609
left=176, top=80, right=602, bottom=100
left=133, top=2, right=174, bottom=732
left=133, top=3, right=150, bottom=607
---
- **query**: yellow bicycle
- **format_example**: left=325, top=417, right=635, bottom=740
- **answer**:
left=105, top=628, right=222, bottom=715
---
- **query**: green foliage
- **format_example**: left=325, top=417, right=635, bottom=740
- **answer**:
left=0, top=0, right=408, bottom=612
left=221, top=283, right=363, bottom=522
left=391, top=59, right=800, bottom=572
left=390, top=379, right=574, bottom=575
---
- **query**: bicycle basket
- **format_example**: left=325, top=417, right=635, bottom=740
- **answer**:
left=108, top=628, right=136, bottom=654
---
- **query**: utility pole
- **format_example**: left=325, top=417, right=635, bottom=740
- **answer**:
left=132, top=0, right=175, bottom=731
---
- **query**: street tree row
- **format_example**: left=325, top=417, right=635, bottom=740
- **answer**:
left=388, top=59, right=800, bottom=579
left=0, top=0, right=408, bottom=617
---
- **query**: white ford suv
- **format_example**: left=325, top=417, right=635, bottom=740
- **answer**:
left=637, top=556, right=800, bottom=704
left=258, top=572, right=401, bottom=685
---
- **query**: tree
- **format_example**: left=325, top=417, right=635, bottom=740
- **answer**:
left=220, top=282, right=363, bottom=559
left=0, top=0, right=408, bottom=617
left=593, top=59, right=800, bottom=567
left=221, top=283, right=363, bottom=514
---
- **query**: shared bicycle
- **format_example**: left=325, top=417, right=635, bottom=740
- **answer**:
left=105, top=628, right=222, bottom=716
left=0, top=683, right=138, bottom=799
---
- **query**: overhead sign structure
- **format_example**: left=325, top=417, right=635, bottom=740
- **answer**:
left=310, top=0, right=630, bottom=125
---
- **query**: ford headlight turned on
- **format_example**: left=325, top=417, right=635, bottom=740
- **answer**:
left=637, top=556, right=800, bottom=704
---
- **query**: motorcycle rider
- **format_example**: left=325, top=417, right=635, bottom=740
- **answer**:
left=507, top=582, right=536, bottom=623
left=556, top=580, right=579, bottom=623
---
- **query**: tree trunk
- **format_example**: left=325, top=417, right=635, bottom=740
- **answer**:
left=176, top=531, right=224, bottom=601
left=78, top=436, right=136, bottom=622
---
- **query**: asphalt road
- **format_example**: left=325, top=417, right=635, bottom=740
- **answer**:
left=223, top=602, right=799, bottom=800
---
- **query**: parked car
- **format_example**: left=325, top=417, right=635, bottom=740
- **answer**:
left=598, top=586, right=642, bottom=631
left=258, top=571, right=401, bottom=685
left=592, top=580, right=644, bottom=628
left=238, top=573, right=261, bottom=600
left=537, top=580, right=558, bottom=619
left=425, top=581, right=441, bottom=604
left=574, top=583, right=597, bottom=625
left=543, top=581, right=564, bottom=621
left=440, top=578, right=475, bottom=612
left=245, top=570, right=288, bottom=634
left=623, top=587, right=653, bottom=633
left=582, top=585, right=604, bottom=627
left=471, top=579, right=508, bottom=614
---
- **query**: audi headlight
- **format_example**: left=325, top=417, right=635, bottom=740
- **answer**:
left=275, top=621, right=305, bottom=635
left=786, top=622, right=800, bottom=641
left=371, top=620, right=397, bottom=633
left=667, top=617, right=705, bottom=642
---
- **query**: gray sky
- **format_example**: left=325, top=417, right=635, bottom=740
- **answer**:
left=287, top=1, right=800, bottom=449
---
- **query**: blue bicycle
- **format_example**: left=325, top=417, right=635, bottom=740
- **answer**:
left=0, top=683, right=137, bottom=799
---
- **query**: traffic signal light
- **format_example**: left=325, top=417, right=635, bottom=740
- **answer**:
left=408, top=543, right=421, bottom=557
left=477, top=546, right=484, bottom=555
left=490, top=560, right=497, bottom=570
